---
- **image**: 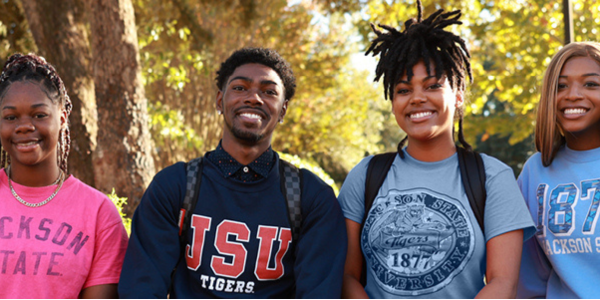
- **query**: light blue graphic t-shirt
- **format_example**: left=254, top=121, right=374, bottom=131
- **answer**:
left=338, top=149, right=535, bottom=298
left=517, top=146, right=600, bottom=298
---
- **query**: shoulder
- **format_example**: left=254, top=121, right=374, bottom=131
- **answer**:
left=338, top=156, right=375, bottom=198
left=520, top=152, right=543, bottom=172
left=64, top=176, right=124, bottom=228
left=299, top=168, right=335, bottom=197
left=145, top=161, right=188, bottom=194
left=153, top=161, right=187, bottom=182
left=292, top=167, right=339, bottom=215
left=66, top=175, right=112, bottom=202
left=344, top=155, right=375, bottom=185
left=139, top=161, right=188, bottom=208
left=65, top=176, right=117, bottom=212
left=479, top=152, right=516, bottom=180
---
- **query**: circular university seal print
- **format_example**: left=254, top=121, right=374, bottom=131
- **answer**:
left=362, top=188, right=475, bottom=296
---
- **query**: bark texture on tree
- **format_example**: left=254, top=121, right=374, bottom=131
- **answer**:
left=88, top=0, right=156, bottom=215
left=20, top=0, right=97, bottom=187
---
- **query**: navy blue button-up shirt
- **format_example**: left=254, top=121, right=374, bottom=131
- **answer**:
left=206, top=141, right=275, bottom=182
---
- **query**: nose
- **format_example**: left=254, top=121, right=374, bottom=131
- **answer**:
left=15, top=118, right=35, bottom=134
left=564, top=84, right=583, bottom=101
left=244, top=88, right=265, bottom=105
left=410, top=88, right=427, bottom=104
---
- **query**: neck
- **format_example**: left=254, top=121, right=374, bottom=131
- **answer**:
left=405, top=136, right=456, bottom=162
left=565, top=132, right=600, bottom=151
left=221, top=137, right=271, bottom=165
left=7, top=163, right=62, bottom=187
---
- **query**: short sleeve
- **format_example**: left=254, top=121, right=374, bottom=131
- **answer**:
left=84, top=199, right=129, bottom=288
left=482, top=155, right=536, bottom=242
left=337, top=156, right=373, bottom=224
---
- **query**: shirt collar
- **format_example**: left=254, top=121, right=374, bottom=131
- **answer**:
left=208, top=141, right=274, bottom=179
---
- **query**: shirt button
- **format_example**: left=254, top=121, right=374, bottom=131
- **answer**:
left=243, top=166, right=249, bottom=173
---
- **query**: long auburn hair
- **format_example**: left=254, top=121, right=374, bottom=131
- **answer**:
left=536, top=42, right=600, bottom=166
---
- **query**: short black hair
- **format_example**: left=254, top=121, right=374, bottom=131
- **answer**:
left=215, top=47, right=296, bottom=100
left=365, top=0, right=473, bottom=152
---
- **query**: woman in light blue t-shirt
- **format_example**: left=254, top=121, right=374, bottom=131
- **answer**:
left=337, top=0, right=535, bottom=298
left=517, top=42, right=600, bottom=299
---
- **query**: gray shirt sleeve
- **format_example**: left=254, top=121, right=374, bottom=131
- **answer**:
left=337, top=156, right=373, bottom=224
left=481, top=154, right=536, bottom=242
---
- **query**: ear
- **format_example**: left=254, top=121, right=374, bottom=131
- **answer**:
left=216, top=90, right=223, bottom=113
left=279, top=99, right=289, bottom=122
left=455, top=91, right=464, bottom=108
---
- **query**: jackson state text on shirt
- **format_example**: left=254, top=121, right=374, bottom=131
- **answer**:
left=0, top=215, right=89, bottom=276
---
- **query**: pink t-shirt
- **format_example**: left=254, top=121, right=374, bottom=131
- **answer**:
left=0, top=170, right=128, bottom=298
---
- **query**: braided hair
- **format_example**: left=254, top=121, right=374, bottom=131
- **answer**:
left=0, top=53, right=73, bottom=173
left=365, top=0, right=473, bottom=154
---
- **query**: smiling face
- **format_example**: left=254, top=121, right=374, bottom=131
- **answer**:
left=0, top=81, right=64, bottom=172
left=392, top=60, right=463, bottom=147
left=216, top=63, right=287, bottom=147
left=556, top=56, right=600, bottom=150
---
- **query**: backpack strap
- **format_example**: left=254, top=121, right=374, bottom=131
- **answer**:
left=179, top=157, right=204, bottom=240
left=171, top=157, right=203, bottom=294
left=456, top=146, right=487, bottom=233
left=279, top=159, right=303, bottom=242
left=360, top=152, right=397, bottom=286
left=363, top=152, right=397, bottom=226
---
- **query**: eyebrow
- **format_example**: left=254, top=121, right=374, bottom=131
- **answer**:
left=228, top=76, right=281, bottom=86
left=2, top=103, right=49, bottom=110
left=559, top=73, right=600, bottom=78
left=398, top=75, right=437, bottom=84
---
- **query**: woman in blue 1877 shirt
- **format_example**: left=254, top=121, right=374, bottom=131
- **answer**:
left=337, top=0, right=535, bottom=298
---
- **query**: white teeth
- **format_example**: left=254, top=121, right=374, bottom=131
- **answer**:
left=410, top=111, right=433, bottom=119
left=564, top=108, right=587, bottom=115
left=240, top=113, right=262, bottom=120
left=17, top=141, right=37, bottom=146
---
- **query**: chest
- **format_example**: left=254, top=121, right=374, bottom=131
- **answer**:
left=181, top=183, right=295, bottom=282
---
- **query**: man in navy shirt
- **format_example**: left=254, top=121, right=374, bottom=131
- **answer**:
left=119, top=48, right=347, bottom=298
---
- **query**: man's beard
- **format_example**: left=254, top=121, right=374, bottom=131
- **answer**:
left=225, top=116, right=265, bottom=143
left=231, top=126, right=263, bottom=143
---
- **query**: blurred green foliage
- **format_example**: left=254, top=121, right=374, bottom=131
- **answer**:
left=2, top=0, right=600, bottom=186
left=133, top=0, right=386, bottom=181
left=347, top=0, right=600, bottom=174
left=108, top=189, right=132, bottom=236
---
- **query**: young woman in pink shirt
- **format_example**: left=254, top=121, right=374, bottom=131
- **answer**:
left=0, top=53, right=128, bottom=298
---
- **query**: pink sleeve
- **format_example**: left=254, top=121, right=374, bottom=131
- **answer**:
left=83, top=199, right=129, bottom=288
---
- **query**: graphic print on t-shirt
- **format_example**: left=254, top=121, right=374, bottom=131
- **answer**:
left=362, top=188, right=475, bottom=296
left=0, top=215, right=90, bottom=277
left=534, top=180, right=600, bottom=255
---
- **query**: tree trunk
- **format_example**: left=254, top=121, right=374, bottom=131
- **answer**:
left=88, top=0, right=156, bottom=216
left=20, top=0, right=97, bottom=187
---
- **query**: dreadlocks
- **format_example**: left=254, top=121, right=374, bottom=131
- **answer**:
left=0, top=53, right=73, bottom=173
left=366, top=0, right=473, bottom=153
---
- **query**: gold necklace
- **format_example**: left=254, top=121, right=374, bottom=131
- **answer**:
left=7, top=167, right=64, bottom=208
